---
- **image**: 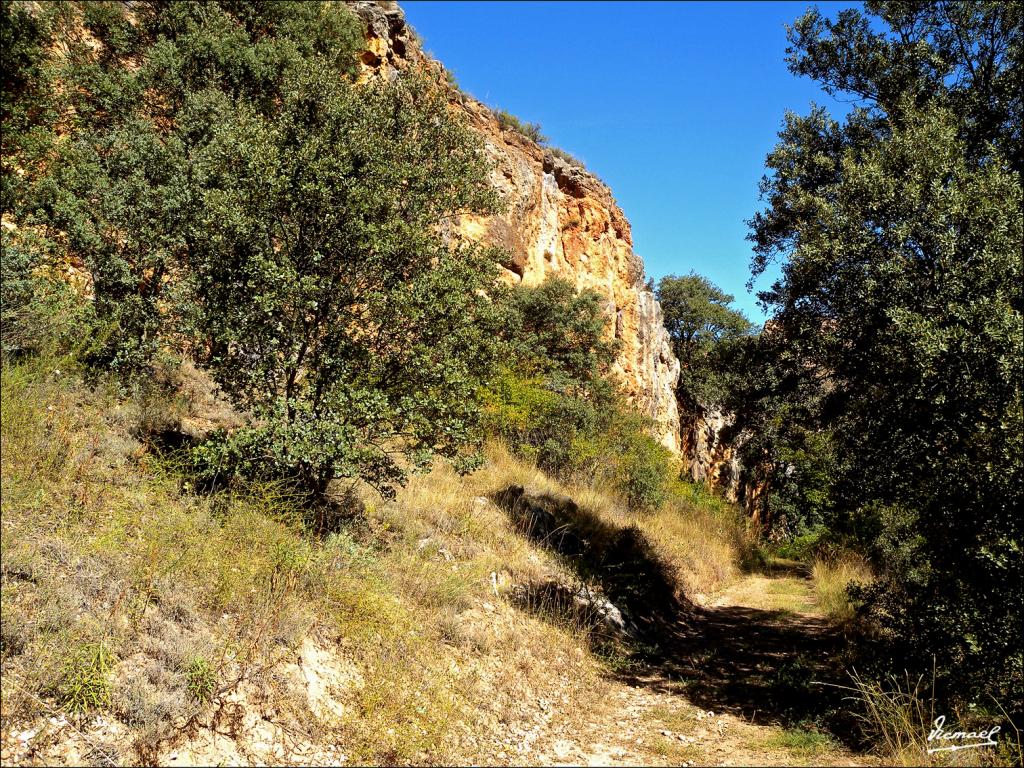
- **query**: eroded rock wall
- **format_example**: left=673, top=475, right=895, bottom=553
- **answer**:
left=350, top=1, right=682, bottom=450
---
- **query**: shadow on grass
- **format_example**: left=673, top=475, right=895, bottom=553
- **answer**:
left=493, top=484, right=862, bottom=746
left=491, top=485, right=692, bottom=641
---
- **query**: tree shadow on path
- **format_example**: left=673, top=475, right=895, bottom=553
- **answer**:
left=493, top=485, right=859, bottom=743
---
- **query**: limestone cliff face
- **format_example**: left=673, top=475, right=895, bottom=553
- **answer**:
left=350, top=1, right=682, bottom=451
left=680, top=409, right=742, bottom=498
left=679, top=406, right=768, bottom=522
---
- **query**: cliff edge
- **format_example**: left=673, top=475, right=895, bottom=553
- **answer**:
left=350, top=1, right=682, bottom=451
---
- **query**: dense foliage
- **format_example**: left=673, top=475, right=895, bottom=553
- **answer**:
left=656, top=273, right=752, bottom=409
left=485, top=278, right=674, bottom=511
left=2, top=1, right=505, bottom=498
left=745, top=0, right=1022, bottom=710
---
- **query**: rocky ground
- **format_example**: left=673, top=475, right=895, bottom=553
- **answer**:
left=0, top=567, right=876, bottom=768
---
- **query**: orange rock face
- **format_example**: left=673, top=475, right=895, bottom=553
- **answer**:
left=350, top=1, right=682, bottom=451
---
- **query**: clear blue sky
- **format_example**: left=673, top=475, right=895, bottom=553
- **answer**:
left=402, top=1, right=856, bottom=324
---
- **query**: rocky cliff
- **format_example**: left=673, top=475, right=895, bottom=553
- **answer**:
left=351, top=1, right=682, bottom=451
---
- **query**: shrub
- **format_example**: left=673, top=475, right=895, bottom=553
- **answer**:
left=0, top=232, right=97, bottom=359
left=58, top=642, right=114, bottom=713
left=482, top=370, right=672, bottom=511
left=548, top=146, right=585, bottom=169
left=608, top=426, right=673, bottom=511
left=494, top=109, right=547, bottom=144
left=484, top=277, right=673, bottom=510
left=184, top=657, right=216, bottom=703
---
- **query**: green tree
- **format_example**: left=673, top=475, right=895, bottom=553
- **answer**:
left=8, top=2, right=509, bottom=499
left=484, top=278, right=671, bottom=510
left=0, top=0, right=58, bottom=216
left=187, top=68, right=505, bottom=497
left=720, top=328, right=840, bottom=536
left=503, top=277, right=617, bottom=386
left=18, top=1, right=366, bottom=371
left=750, top=1, right=1023, bottom=708
left=656, top=273, right=752, bottom=408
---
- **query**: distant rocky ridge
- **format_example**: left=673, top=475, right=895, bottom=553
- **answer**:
left=348, top=1, right=683, bottom=452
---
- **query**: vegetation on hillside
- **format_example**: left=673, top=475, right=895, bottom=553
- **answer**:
left=0, top=349, right=600, bottom=763
left=0, top=310, right=754, bottom=763
left=485, top=278, right=677, bottom=512
left=3, top=0, right=1021, bottom=762
left=3, top=1, right=512, bottom=501
left=0, top=2, right=759, bottom=762
left=494, top=108, right=547, bottom=144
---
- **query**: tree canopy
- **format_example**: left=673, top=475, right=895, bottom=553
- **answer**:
left=4, top=1, right=506, bottom=499
left=746, top=0, right=1022, bottom=708
left=657, top=273, right=752, bottom=409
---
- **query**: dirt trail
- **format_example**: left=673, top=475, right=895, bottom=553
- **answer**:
left=518, top=569, right=875, bottom=767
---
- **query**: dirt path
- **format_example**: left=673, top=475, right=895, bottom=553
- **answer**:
left=519, top=568, right=875, bottom=767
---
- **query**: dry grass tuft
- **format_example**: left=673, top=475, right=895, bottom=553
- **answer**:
left=811, top=554, right=872, bottom=623
left=827, top=670, right=1021, bottom=767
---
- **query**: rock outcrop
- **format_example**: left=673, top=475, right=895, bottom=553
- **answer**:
left=679, top=407, right=768, bottom=522
left=349, top=1, right=682, bottom=451
left=681, top=408, right=741, bottom=493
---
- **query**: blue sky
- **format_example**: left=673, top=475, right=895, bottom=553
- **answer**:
left=402, top=1, right=856, bottom=323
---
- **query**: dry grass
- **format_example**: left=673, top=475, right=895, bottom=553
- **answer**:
left=471, top=445, right=757, bottom=599
left=811, top=554, right=872, bottom=623
left=0, top=355, right=754, bottom=764
left=826, top=670, right=1021, bottom=767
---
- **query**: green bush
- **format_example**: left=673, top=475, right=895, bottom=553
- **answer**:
left=608, top=424, right=672, bottom=511
left=482, top=371, right=592, bottom=474
left=58, top=642, right=113, bottom=714
left=494, top=109, right=547, bottom=144
left=482, top=370, right=671, bottom=511
left=184, top=657, right=216, bottom=703
left=0, top=235, right=97, bottom=359
left=485, top=277, right=673, bottom=511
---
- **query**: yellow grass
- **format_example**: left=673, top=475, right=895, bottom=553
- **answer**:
left=811, top=553, right=872, bottom=623
left=0, top=355, right=754, bottom=763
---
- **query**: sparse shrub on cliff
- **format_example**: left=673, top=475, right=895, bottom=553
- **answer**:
left=548, top=146, right=586, bottom=169
left=494, top=108, right=548, bottom=144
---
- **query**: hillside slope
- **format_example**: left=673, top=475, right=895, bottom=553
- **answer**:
left=0, top=356, right=886, bottom=767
